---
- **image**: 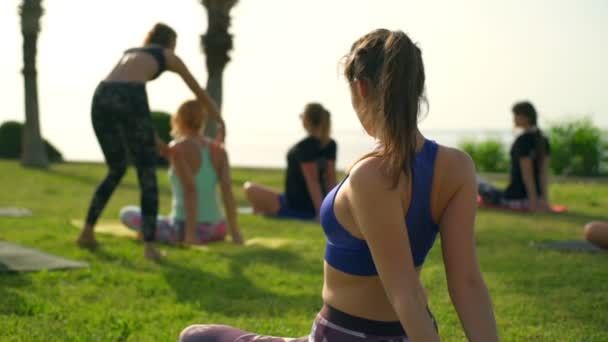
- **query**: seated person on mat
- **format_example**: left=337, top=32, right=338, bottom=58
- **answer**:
left=180, top=28, right=498, bottom=342
left=244, top=103, right=337, bottom=220
left=121, top=100, right=244, bottom=245
left=478, top=101, right=551, bottom=212
left=584, top=221, right=608, bottom=250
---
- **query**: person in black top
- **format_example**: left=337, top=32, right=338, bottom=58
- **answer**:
left=244, top=103, right=337, bottom=220
left=478, top=101, right=551, bottom=211
left=76, top=23, right=222, bottom=261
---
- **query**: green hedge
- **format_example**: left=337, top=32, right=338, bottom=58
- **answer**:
left=150, top=111, right=171, bottom=166
left=459, top=138, right=508, bottom=173
left=460, top=118, right=607, bottom=176
left=547, top=118, right=605, bottom=176
left=0, top=121, right=63, bottom=162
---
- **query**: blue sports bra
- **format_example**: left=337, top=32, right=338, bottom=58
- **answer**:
left=320, top=139, right=440, bottom=276
left=124, top=45, right=167, bottom=80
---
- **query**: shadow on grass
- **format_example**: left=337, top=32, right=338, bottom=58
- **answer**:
left=0, top=272, right=32, bottom=316
left=161, top=246, right=322, bottom=317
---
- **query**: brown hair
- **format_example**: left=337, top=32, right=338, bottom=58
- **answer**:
left=171, top=100, right=206, bottom=137
left=512, top=101, right=546, bottom=164
left=143, top=23, right=177, bottom=48
left=344, top=29, right=426, bottom=186
left=303, top=103, right=331, bottom=146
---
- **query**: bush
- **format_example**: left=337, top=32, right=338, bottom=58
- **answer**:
left=547, top=118, right=605, bottom=176
left=0, top=121, right=63, bottom=162
left=459, top=139, right=508, bottom=173
left=151, top=111, right=171, bottom=144
left=150, top=111, right=171, bottom=166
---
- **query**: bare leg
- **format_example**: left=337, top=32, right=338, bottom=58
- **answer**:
left=584, top=221, right=608, bottom=250
left=243, top=181, right=281, bottom=215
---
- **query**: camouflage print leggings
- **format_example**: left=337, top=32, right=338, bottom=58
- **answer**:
left=84, top=81, right=158, bottom=242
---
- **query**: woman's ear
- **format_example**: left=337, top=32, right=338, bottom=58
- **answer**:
left=355, top=79, right=369, bottom=99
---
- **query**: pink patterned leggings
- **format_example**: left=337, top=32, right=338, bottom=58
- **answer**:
left=120, top=206, right=227, bottom=245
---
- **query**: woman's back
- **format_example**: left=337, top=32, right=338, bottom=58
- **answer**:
left=323, top=140, right=474, bottom=321
left=169, top=138, right=223, bottom=223
left=105, top=45, right=167, bottom=83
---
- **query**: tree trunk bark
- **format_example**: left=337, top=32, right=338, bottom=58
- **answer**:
left=20, top=0, right=48, bottom=168
left=204, top=71, right=222, bottom=138
left=201, top=0, right=237, bottom=139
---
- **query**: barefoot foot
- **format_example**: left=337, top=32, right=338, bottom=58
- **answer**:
left=76, top=227, right=98, bottom=249
left=144, top=242, right=164, bottom=262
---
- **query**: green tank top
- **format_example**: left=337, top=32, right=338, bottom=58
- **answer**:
left=169, top=142, right=224, bottom=223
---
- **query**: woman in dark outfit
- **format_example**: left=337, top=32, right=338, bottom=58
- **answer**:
left=244, top=103, right=337, bottom=220
left=76, top=23, right=222, bottom=260
left=478, top=101, right=551, bottom=211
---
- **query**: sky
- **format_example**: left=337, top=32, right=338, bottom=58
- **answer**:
left=1, top=0, right=607, bottom=166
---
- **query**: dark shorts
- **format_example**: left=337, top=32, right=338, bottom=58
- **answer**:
left=273, top=194, right=316, bottom=221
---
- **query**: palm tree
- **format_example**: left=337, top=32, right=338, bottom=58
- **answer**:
left=19, top=0, right=48, bottom=168
left=200, top=0, right=238, bottom=139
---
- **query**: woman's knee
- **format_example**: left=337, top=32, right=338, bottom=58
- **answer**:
left=179, top=324, right=231, bottom=342
left=108, top=163, right=127, bottom=180
left=584, top=221, right=608, bottom=249
left=243, top=181, right=259, bottom=198
left=119, top=206, right=141, bottom=229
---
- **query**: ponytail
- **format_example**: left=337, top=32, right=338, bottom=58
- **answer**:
left=344, top=29, right=426, bottom=186
left=303, top=103, right=332, bottom=147
left=513, top=101, right=546, bottom=163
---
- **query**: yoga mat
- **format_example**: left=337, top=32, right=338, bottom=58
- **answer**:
left=0, top=241, right=88, bottom=272
left=238, top=207, right=254, bottom=215
left=0, top=207, right=32, bottom=217
left=534, top=240, right=605, bottom=254
left=70, top=219, right=294, bottom=249
left=477, top=197, right=567, bottom=213
left=245, top=237, right=295, bottom=249
left=70, top=219, right=138, bottom=239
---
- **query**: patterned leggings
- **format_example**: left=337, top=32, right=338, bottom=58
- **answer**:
left=84, top=82, right=158, bottom=241
left=179, top=305, right=420, bottom=342
left=120, top=206, right=227, bottom=244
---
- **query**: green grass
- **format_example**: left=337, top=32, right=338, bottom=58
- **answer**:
left=0, top=160, right=607, bottom=341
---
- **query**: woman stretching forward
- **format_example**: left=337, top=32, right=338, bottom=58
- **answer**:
left=179, top=29, right=498, bottom=341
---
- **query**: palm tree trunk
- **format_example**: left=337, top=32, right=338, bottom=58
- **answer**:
left=201, top=0, right=238, bottom=139
left=20, top=0, right=48, bottom=168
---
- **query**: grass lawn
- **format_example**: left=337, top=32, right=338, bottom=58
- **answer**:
left=0, top=160, right=607, bottom=341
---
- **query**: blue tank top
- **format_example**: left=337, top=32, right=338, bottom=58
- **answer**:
left=320, top=139, right=440, bottom=276
left=124, top=45, right=167, bottom=80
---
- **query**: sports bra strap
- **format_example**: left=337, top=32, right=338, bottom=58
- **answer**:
left=409, top=140, right=439, bottom=219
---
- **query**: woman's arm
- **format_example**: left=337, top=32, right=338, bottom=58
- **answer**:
left=519, top=157, right=539, bottom=211
left=348, top=158, right=440, bottom=341
left=165, top=52, right=223, bottom=127
left=155, top=134, right=169, bottom=159
left=170, top=144, right=198, bottom=244
left=215, top=147, right=244, bottom=244
left=300, top=162, right=323, bottom=217
left=440, top=152, right=499, bottom=341
left=325, top=160, right=337, bottom=191
left=539, top=156, right=550, bottom=204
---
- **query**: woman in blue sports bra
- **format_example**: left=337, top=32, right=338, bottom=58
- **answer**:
left=179, top=29, right=498, bottom=341
left=77, top=23, right=223, bottom=261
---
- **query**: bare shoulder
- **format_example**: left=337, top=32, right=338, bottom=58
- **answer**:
left=436, top=145, right=476, bottom=186
left=349, top=156, right=402, bottom=195
left=169, top=139, right=197, bottom=158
